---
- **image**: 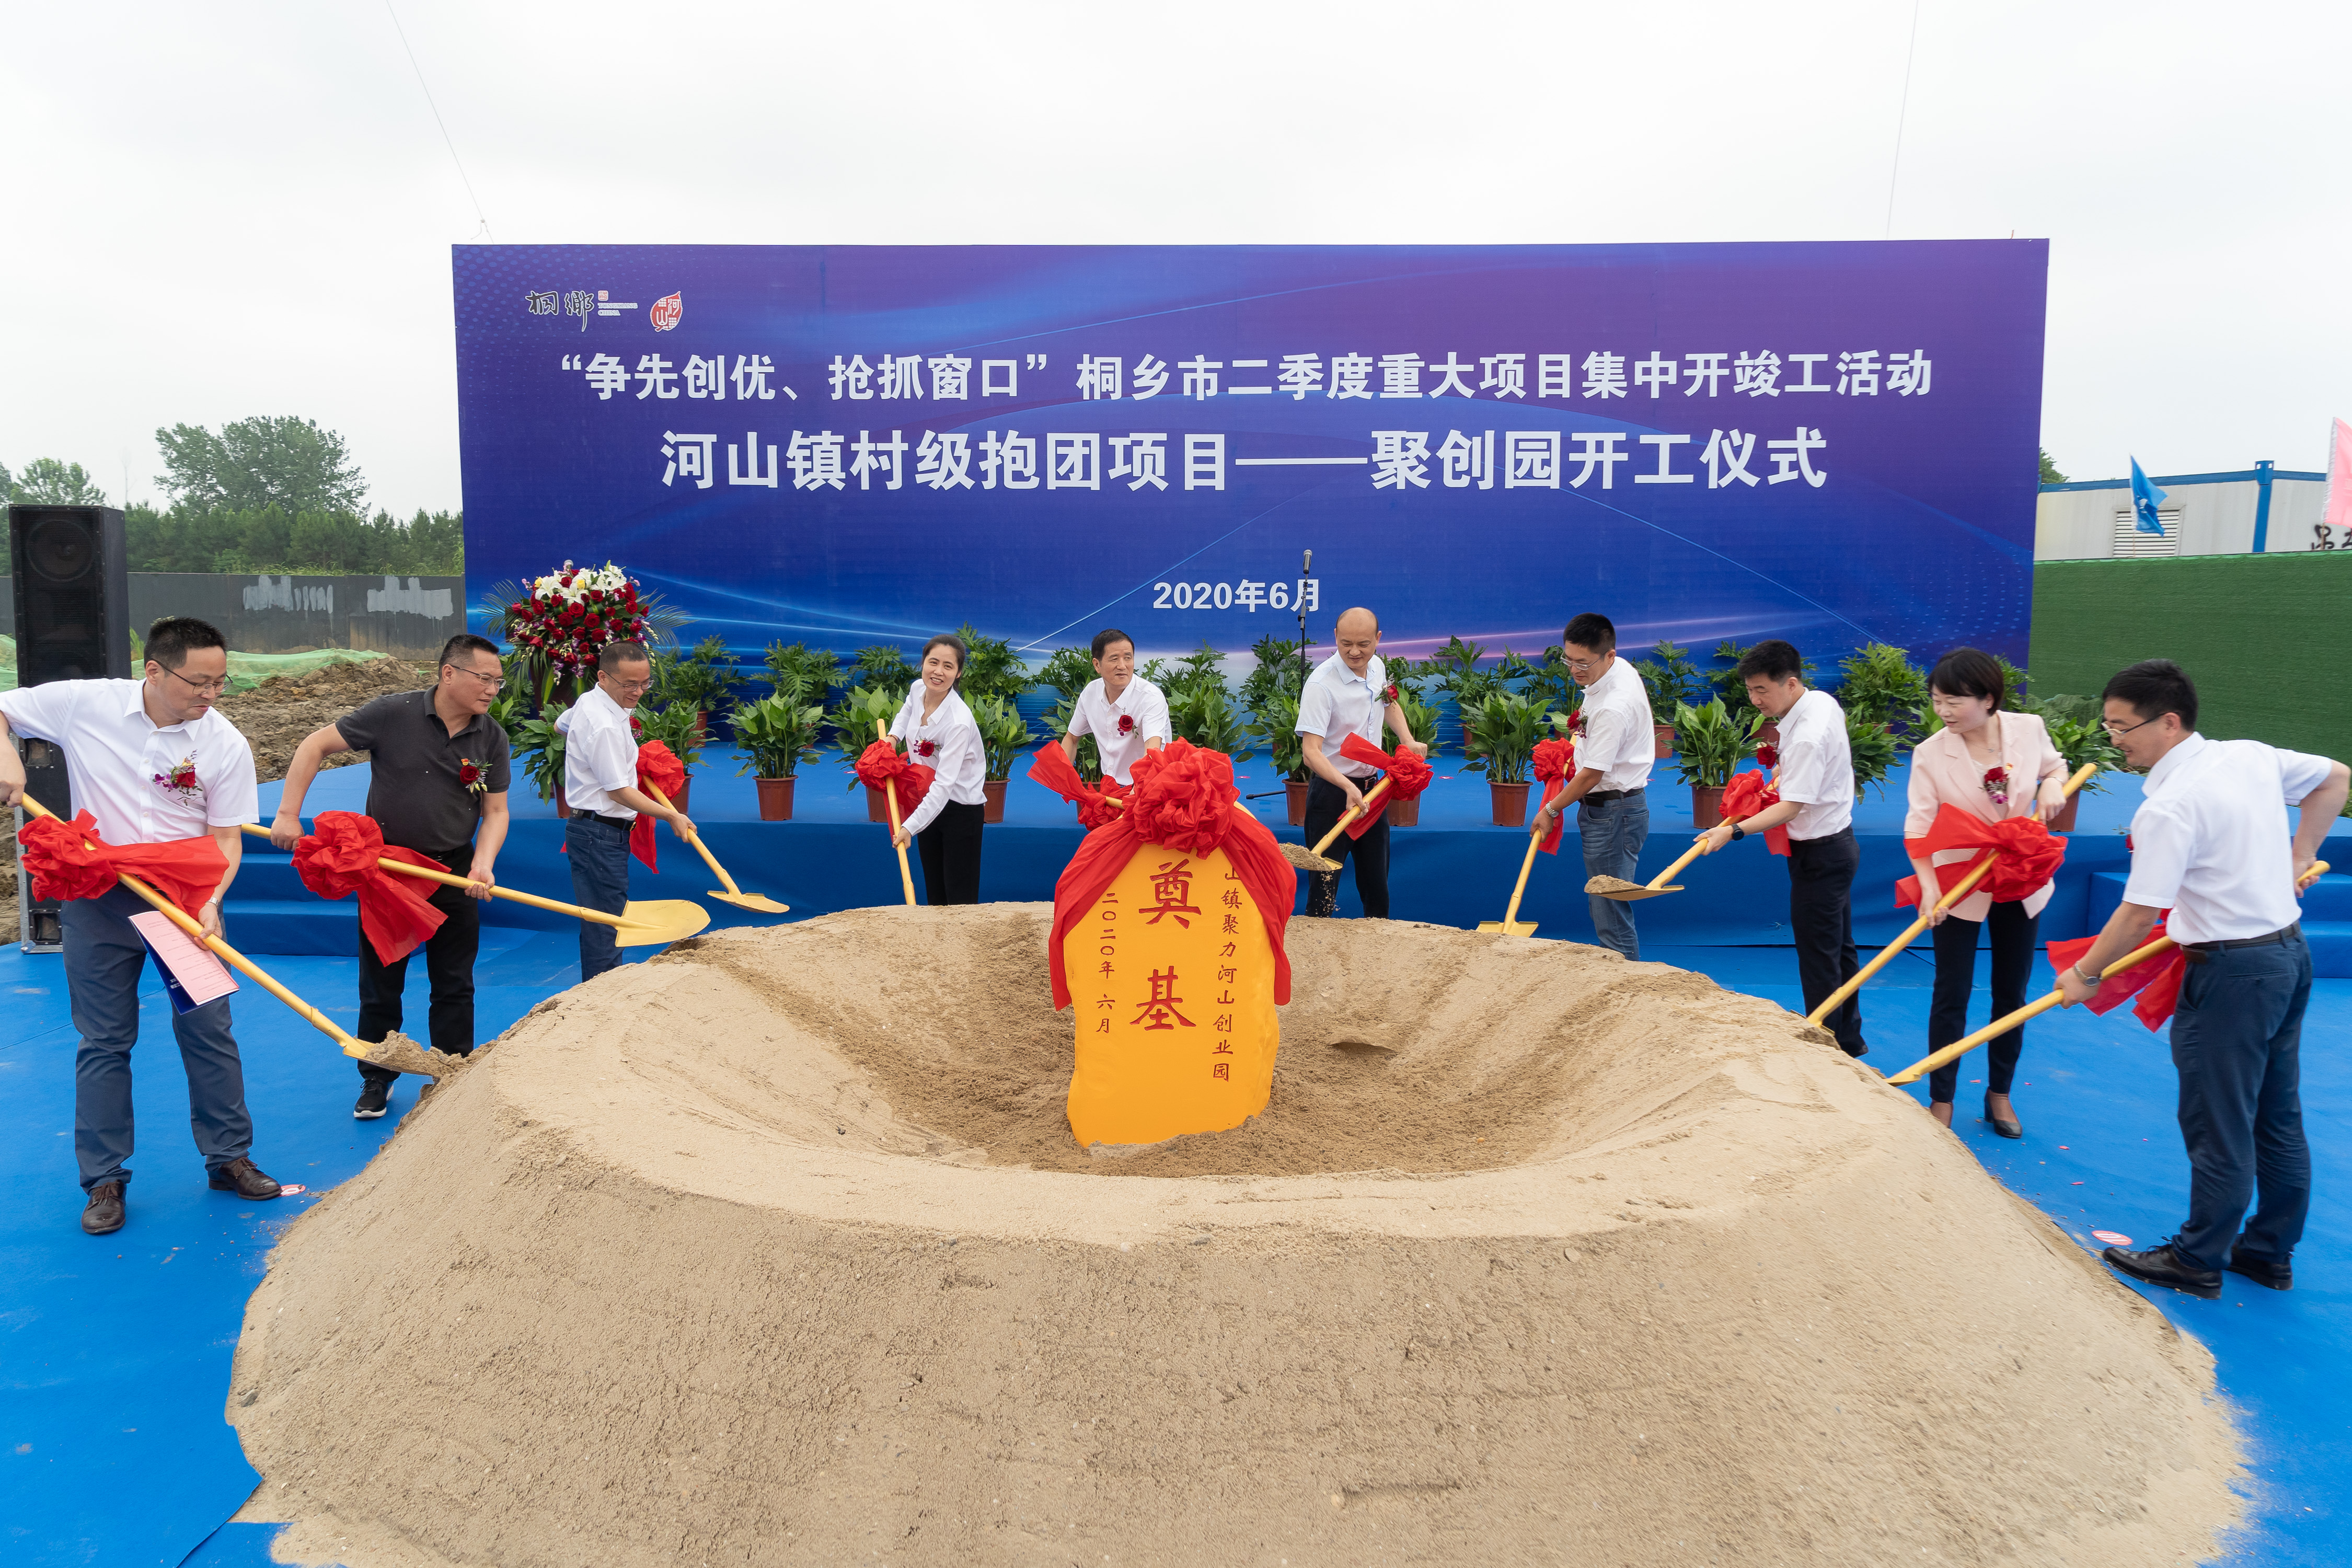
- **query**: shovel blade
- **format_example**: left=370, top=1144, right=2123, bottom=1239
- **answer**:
left=710, top=891, right=792, bottom=915
left=354, top=1031, right=467, bottom=1079
left=1279, top=842, right=1341, bottom=874
left=1586, top=875, right=1683, bottom=902
left=1475, top=920, right=1539, bottom=936
left=612, top=898, right=713, bottom=947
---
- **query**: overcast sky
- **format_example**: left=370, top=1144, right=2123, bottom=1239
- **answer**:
left=2, top=1, right=2344, bottom=518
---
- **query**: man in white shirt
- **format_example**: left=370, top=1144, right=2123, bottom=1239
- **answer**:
left=558, top=641, right=695, bottom=982
left=1529, top=613, right=1655, bottom=960
left=0, top=616, right=281, bottom=1236
left=2056, top=660, right=2347, bottom=1300
left=1294, top=606, right=1426, bottom=918
left=1060, top=628, right=1169, bottom=786
left=1696, top=639, right=1865, bottom=1056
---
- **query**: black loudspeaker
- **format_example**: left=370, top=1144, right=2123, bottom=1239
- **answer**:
left=8, top=503, right=132, bottom=685
left=15, top=736, right=71, bottom=951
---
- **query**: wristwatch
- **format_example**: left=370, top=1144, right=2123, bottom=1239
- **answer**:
left=1729, top=823, right=1746, bottom=841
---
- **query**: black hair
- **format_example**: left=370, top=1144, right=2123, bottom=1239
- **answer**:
left=2103, top=658, right=2198, bottom=733
left=145, top=616, right=226, bottom=672
left=439, top=632, right=501, bottom=670
left=598, top=640, right=650, bottom=673
left=1091, top=628, right=1134, bottom=660
left=920, top=633, right=968, bottom=684
left=1928, top=647, right=2004, bottom=707
left=1735, top=639, right=1804, bottom=684
left=1561, top=612, right=1616, bottom=654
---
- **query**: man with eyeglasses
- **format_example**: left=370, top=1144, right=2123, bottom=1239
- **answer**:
left=2057, top=659, right=2348, bottom=1300
left=558, top=641, right=695, bottom=981
left=270, top=632, right=512, bottom=1120
left=0, top=616, right=281, bottom=1235
left=1528, top=612, right=1655, bottom=959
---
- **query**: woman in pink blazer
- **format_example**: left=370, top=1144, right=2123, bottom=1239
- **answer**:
left=1906, top=649, right=2069, bottom=1137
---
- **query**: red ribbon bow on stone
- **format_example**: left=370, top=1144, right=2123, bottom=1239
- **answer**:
left=2045, top=919, right=2183, bottom=1031
left=1335, top=734, right=1432, bottom=838
left=631, top=740, right=688, bottom=872
left=291, top=811, right=452, bottom=966
left=1720, top=769, right=1790, bottom=856
left=16, top=810, right=227, bottom=924
left=1046, top=740, right=1293, bottom=1010
left=1894, top=804, right=2066, bottom=910
left=855, top=739, right=935, bottom=825
left=1028, top=741, right=1132, bottom=828
left=1531, top=736, right=1578, bottom=855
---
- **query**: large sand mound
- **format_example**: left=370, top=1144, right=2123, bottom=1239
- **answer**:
left=232, top=906, right=2242, bottom=1566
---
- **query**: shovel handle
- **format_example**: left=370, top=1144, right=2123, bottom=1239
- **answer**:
left=1500, top=828, right=1542, bottom=929
left=240, top=822, right=650, bottom=932
left=1309, top=775, right=1392, bottom=858
left=877, top=721, right=918, bottom=906
left=1803, top=764, right=2101, bottom=1025
left=642, top=782, right=741, bottom=894
left=24, top=799, right=370, bottom=1057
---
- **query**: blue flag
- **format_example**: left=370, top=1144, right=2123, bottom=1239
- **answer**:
left=2129, top=458, right=2168, bottom=535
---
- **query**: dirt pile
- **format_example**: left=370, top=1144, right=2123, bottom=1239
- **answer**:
left=212, top=655, right=434, bottom=783
left=231, top=907, right=2243, bottom=1567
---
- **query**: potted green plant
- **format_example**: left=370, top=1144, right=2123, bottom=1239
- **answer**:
left=1712, top=640, right=1813, bottom=749
left=1462, top=689, right=1550, bottom=827
left=1669, top=698, right=1763, bottom=827
left=1634, top=640, right=1701, bottom=758
left=1846, top=709, right=1899, bottom=799
left=658, top=634, right=736, bottom=738
left=2022, top=693, right=2122, bottom=830
left=1837, top=643, right=1930, bottom=747
left=1037, top=647, right=1101, bottom=795
left=970, top=694, right=1034, bottom=823
left=732, top=691, right=824, bottom=820
left=1243, top=689, right=1313, bottom=826
left=1381, top=688, right=1438, bottom=827
left=831, top=684, right=909, bottom=822
left=511, top=711, right=568, bottom=813
left=632, top=691, right=706, bottom=813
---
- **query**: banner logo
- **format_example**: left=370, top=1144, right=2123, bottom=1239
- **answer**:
left=650, top=292, right=683, bottom=332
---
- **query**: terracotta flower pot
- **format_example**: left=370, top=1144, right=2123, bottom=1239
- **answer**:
left=554, top=783, right=568, bottom=818
left=692, top=709, right=707, bottom=740
left=1385, top=794, right=1420, bottom=827
left=1756, top=722, right=1781, bottom=749
left=1285, top=779, right=1311, bottom=827
left=983, top=779, right=1008, bottom=824
left=2049, top=794, right=2081, bottom=833
left=1489, top=781, right=1530, bottom=828
left=755, top=777, right=796, bottom=822
left=667, top=778, right=691, bottom=815
left=1691, top=784, right=1728, bottom=828
left=864, top=783, right=892, bottom=824
left=1653, top=722, right=1675, bottom=760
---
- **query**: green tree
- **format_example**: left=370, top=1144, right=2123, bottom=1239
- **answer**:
left=155, top=416, right=366, bottom=515
left=0, top=459, right=13, bottom=500
left=2038, top=447, right=2067, bottom=485
left=12, top=457, right=108, bottom=505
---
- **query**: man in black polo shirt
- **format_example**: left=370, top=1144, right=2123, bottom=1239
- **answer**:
left=270, top=633, right=511, bottom=1119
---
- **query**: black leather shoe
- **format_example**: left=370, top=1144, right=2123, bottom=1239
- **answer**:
left=2226, top=1244, right=2292, bottom=1292
left=354, top=1079, right=391, bottom=1119
left=1983, top=1094, right=2023, bottom=1139
left=2102, top=1242, right=2221, bottom=1300
left=1841, top=1040, right=1868, bottom=1059
left=82, top=1181, right=126, bottom=1236
left=207, top=1157, right=282, bottom=1200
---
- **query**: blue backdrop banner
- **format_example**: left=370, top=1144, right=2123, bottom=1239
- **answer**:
left=454, top=242, right=2046, bottom=667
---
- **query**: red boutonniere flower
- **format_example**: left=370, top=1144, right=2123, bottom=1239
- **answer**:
left=1382, top=683, right=1401, bottom=705
left=152, top=756, right=200, bottom=799
left=1569, top=710, right=1588, bottom=734
left=915, top=738, right=938, bottom=759
left=457, top=757, right=487, bottom=795
left=1982, top=766, right=2010, bottom=807
left=629, top=713, right=644, bottom=732
left=1116, top=713, right=1136, bottom=737
left=1756, top=743, right=1779, bottom=770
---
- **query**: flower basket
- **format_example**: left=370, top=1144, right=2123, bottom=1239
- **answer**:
left=754, top=778, right=797, bottom=822
left=1489, top=781, right=1530, bottom=827
left=983, top=779, right=1008, bottom=824
left=1691, top=784, right=1728, bottom=828
left=1285, top=779, right=1311, bottom=826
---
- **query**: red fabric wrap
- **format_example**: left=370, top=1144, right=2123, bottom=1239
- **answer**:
left=1720, top=770, right=1790, bottom=856
left=1027, top=742, right=1132, bottom=828
left=290, top=811, right=452, bottom=966
left=1531, top=737, right=1577, bottom=855
left=2046, top=920, right=2183, bottom=1031
left=1894, top=804, right=2067, bottom=910
left=631, top=740, right=689, bottom=871
left=854, top=739, right=935, bottom=825
left=1046, top=740, right=1293, bottom=1011
left=1334, top=733, right=1432, bottom=838
left=16, top=811, right=227, bottom=923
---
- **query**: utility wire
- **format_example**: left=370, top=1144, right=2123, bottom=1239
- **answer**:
left=1884, top=0, right=1922, bottom=240
left=383, top=0, right=491, bottom=241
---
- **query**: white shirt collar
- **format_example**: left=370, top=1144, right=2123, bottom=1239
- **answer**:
left=2140, top=732, right=2207, bottom=797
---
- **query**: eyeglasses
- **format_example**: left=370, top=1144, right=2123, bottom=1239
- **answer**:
left=605, top=674, right=654, bottom=694
left=157, top=664, right=229, bottom=696
left=443, top=663, right=502, bottom=688
left=2101, top=714, right=2159, bottom=739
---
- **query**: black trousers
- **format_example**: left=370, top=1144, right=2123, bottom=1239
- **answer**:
left=357, top=844, right=480, bottom=1085
left=917, top=800, right=985, bottom=905
left=1926, top=898, right=2039, bottom=1104
left=1789, top=827, right=1864, bottom=1054
left=1302, top=775, right=1390, bottom=919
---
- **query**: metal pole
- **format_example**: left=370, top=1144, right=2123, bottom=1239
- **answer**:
left=1298, top=548, right=1311, bottom=690
left=2252, top=459, right=2275, bottom=553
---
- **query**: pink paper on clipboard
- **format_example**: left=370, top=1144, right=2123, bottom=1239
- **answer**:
left=128, top=910, right=239, bottom=1007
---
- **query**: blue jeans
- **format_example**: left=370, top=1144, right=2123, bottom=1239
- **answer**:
left=62, top=884, right=253, bottom=1192
left=566, top=814, right=632, bottom=982
left=1579, top=791, right=1649, bottom=960
left=2168, top=931, right=2311, bottom=1270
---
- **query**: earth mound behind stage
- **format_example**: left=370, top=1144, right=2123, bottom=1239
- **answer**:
left=232, top=906, right=2242, bottom=1568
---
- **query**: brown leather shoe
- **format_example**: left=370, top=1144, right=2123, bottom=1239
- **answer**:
left=82, top=1181, right=126, bottom=1235
left=207, top=1157, right=282, bottom=1200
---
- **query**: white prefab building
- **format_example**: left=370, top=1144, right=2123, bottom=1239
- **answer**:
left=2035, top=463, right=2330, bottom=560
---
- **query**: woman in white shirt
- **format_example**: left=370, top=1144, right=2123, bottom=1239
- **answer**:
left=889, top=634, right=988, bottom=904
left=1906, top=648, right=2068, bottom=1136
